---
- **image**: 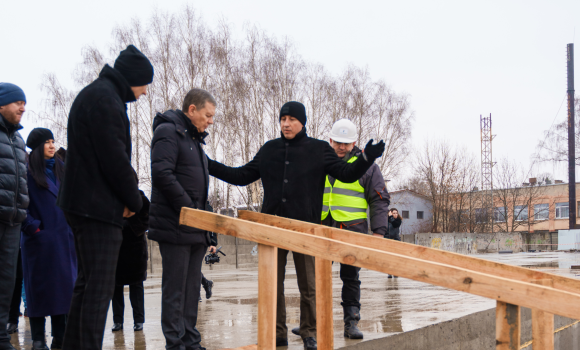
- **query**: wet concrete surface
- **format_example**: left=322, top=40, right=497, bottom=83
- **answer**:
left=8, top=251, right=580, bottom=349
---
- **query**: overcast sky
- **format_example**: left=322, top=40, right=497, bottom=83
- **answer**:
left=2, top=0, right=579, bottom=182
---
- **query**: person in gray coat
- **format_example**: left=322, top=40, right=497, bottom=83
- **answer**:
left=0, top=83, right=29, bottom=350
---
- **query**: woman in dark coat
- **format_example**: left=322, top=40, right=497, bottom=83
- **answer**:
left=386, top=208, right=403, bottom=279
left=111, top=189, right=149, bottom=332
left=20, top=128, right=77, bottom=350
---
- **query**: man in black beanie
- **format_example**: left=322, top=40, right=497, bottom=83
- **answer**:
left=57, top=45, right=153, bottom=350
left=208, top=101, right=385, bottom=350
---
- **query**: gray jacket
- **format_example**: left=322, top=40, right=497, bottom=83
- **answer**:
left=322, top=147, right=390, bottom=235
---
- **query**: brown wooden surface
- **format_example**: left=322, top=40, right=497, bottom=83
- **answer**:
left=531, top=280, right=554, bottom=350
left=221, top=345, right=258, bottom=350
left=180, top=208, right=580, bottom=320
left=496, top=301, right=520, bottom=350
left=237, top=210, right=580, bottom=296
left=314, top=228, right=334, bottom=350
left=258, top=244, right=277, bottom=350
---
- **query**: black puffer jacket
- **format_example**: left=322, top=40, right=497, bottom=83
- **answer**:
left=0, top=115, right=28, bottom=226
left=148, top=109, right=209, bottom=245
left=57, top=65, right=142, bottom=227
left=208, top=128, right=373, bottom=224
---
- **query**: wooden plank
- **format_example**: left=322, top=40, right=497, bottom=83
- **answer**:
left=314, top=228, right=334, bottom=350
left=180, top=208, right=580, bottom=320
left=496, top=301, right=520, bottom=350
left=531, top=280, right=554, bottom=350
left=237, top=210, right=580, bottom=296
left=258, top=244, right=277, bottom=350
left=220, top=345, right=258, bottom=350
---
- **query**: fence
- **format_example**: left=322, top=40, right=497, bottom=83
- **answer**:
left=180, top=208, right=580, bottom=350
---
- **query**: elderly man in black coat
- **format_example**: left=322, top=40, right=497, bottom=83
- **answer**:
left=57, top=45, right=153, bottom=350
left=148, top=88, right=216, bottom=350
left=208, top=101, right=385, bottom=350
left=0, top=83, right=29, bottom=350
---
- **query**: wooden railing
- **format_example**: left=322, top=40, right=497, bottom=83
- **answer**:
left=180, top=208, right=580, bottom=350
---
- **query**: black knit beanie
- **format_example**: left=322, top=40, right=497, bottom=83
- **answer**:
left=114, top=45, right=154, bottom=86
left=279, top=101, right=307, bottom=126
left=26, top=128, right=54, bottom=150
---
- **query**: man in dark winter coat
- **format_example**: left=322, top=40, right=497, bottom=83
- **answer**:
left=148, top=88, right=216, bottom=350
left=207, top=101, right=385, bottom=350
left=292, top=119, right=390, bottom=340
left=0, top=83, right=29, bottom=350
left=57, top=45, right=153, bottom=350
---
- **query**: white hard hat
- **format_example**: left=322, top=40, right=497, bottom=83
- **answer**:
left=329, top=119, right=357, bottom=143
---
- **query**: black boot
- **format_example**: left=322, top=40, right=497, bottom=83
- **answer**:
left=291, top=327, right=300, bottom=336
left=111, top=323, right=123, bottom=332
left=202, top=279, right=213, bottom=299
left=343, top=306, right=363, bottom=339
left=6, top=323, right=17, bottom=334
left=31, top=340, right=49, bottom=350
left=50, top=338, right=63, bottom=349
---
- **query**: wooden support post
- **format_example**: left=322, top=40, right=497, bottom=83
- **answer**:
left=258, top=244, right=277, bottom=350
left=532, top=279, right=554, bottom=350
left=496, top=301, right=520, bottom=350
left=315, top=228, right=334, bottom=350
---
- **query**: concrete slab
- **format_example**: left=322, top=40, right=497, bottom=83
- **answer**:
left=8, top=251, right=580, bottom=349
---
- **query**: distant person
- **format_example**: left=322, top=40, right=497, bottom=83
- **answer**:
left=57, top=45, right=153, bottom=350
left=21, top=128, right=77, bottom=350
left=111, top=188, right=150, bottom=333
left=208, top=101, right=385, bottom=350
left=386, top=208, right=403, bottom=278
left=0, top=83, right=29, bottom=350
left=291, top=119, right=390, bottom=340
left=148, top=88, right=216, bottom=350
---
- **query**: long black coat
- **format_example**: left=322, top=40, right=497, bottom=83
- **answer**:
left=208, top=128, right=373, bottom=224
left=57, top=65, right=142, bottom=227
left=148, top=110, right=209, bottom=245
left=116, top=191, right=149, bottom=286
left=0, top=115, right=28, bottom=226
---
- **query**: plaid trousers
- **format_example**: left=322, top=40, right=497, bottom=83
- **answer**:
left=62, top=213, right=122, bottom=350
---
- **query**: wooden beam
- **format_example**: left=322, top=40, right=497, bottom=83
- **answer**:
left=220, top=345, right=258, bottom=350
left=496, top=301, right=520, bottom=350
left=531, top=280, right=554, bottom=350
left=314, top=228, right=334, bottom=350
left=258, top=244, right=277, bottom=350
left=180, top=208, right=580, bottom=320
left=237, top=210, right=580, bottom=296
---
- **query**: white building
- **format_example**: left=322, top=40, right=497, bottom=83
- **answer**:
left=389, top=189, right=433, bottom=235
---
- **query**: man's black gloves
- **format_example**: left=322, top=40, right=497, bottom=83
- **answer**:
left=364, top=139, right=385, bottom=162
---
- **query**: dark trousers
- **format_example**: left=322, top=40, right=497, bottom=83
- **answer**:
left=112, top=282, right=145, bottom=324
left=29, top=314, right=66, bottom=342
left=159, top=242, right=206, bottom=350
left=339, top=263, right=361, bottom=308
left=62, top=213, right=123, bottom=350
left=276, top=249, right=316, bottom=339
left=8, top=248, right=23, bottom=323
left=0, top=222, right=21, bottom=344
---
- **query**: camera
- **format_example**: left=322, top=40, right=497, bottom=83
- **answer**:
left=204, top=246, right=226, bottom=265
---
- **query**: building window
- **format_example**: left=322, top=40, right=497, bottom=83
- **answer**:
left=402, top=210, right=409, bottom=219
left=417, top=211, right=424, bottom=219
left=493, top=207, right=506, bottom=222
left=556, top=202, right=569, bottom=219
left=534, top=203, right=549, bottom=220
left=514, top=205, right=528, bottom=221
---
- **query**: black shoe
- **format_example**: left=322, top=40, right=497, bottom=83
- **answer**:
left=31, top=341, right=49, bottom=350
left=6, top=323, right=17, bottom=334
left=387, top=274, right=393, bottom=278
left=343, top=306, right=364, bottom=339
left=275, top=337, right=288, bottom=346
left=111, top=323, right=123, bottom=332
left=199, top=296, right=202, bottom=302
left=50, top=338, right=63, bottom=349
left=303, top=337, right=317, bottom=350
left=291, top=327, right=300, bottom=336
left=133, top=323, right=143, bottom=331
left=394, top=275, right=398, bottom=278
left=202, top=279, right=213, bottom=299
left=0, top=341, right=16, bottom=350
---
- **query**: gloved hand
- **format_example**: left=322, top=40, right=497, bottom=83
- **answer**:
left=364, top=139, right=385, bottom=161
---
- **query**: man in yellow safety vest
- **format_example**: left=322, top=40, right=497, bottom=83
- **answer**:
left=292, top=118, right=390, bottom=339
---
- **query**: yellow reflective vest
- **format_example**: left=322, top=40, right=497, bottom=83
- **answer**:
left=321, top=156, right=368, bottom=222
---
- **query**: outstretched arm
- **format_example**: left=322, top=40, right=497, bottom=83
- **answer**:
left=208, top=148, right=262, bottom=186
left=324, top=140, right=385, bottom=183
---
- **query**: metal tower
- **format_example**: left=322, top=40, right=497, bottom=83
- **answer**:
left=480, top=114, right=495, bottom=233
